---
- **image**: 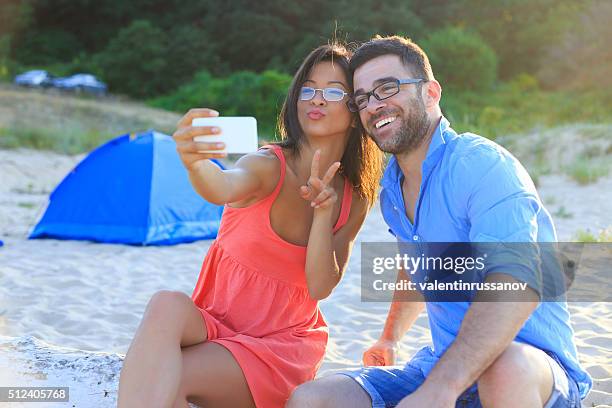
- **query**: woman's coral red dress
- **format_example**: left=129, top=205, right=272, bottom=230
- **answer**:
left=191, top=145, right=352, bottom=407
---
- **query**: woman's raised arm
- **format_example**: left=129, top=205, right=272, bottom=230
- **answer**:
left=173, top=108, right=276, bottom=205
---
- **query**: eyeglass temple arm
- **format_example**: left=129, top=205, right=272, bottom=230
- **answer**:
left=398, top=78, right=426, bottom=85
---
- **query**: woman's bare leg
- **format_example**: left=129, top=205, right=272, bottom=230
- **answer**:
left=172, top=342, right=255, bottom=408
left=118, top=290, right=208, bottom=408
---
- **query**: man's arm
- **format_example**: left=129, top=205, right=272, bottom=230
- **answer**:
left=398, top=273, right=539, bottom=407
left=363, top=268, right=425, bottom=366
left=394, top=134, right=545, bottom=406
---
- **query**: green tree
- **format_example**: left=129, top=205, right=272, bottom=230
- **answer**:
left=95, top=20, right=169, bottom=97
left=538, top=0, right=612, bottom=91
left=150, top=69, right=291, bottom=135
left=204, top=8, right=295, bottom=72
left=331, top=0, right=425, bottom=42
left=13, top=29, right=82, bottom=66
left=1, top=0, right=33, bottom=77
left=163, top=25, right=225, bottom=88
left=253, top=70, right=292, bottom=133
left=453, top=0, right=592, bottom=80
left=422, top=27, right=498, bottom=92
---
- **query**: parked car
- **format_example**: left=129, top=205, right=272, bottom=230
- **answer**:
left=52, top=73, right=107, bottom=95
left=14, top=70, right=53, bottom=87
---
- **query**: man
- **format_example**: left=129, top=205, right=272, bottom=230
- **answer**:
left=286, top=36, right=591, bottom=408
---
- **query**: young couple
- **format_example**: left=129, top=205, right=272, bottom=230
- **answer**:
left=118, top=36, right=591, bottom=408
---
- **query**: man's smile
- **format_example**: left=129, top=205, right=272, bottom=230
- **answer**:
left=375, top=116, right=397, bottom=129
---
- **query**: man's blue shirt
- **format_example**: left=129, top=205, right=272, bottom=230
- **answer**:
left=379, top=117, right=592, bottom=398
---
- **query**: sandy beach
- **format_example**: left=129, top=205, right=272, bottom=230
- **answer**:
left=0, top=145, right=610, bottom=407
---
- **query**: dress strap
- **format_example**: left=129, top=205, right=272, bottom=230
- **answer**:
left=261, top=144, right=351, bottom=233
left=259, top=144, right=286, bottom=200
left=332, top=177, right=353, bottom=233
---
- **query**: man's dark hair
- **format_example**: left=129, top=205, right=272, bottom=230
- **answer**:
left=349, top=35, right=435, bottom=82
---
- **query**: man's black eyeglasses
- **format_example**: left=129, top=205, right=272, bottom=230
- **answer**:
left=348, top=78, right=426, bottom=112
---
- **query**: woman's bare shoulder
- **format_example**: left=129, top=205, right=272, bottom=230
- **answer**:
left=234, top=148, right=281, bottom=178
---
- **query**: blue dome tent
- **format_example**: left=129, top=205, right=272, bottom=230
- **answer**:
left=30, top=130, right=224, bottom=245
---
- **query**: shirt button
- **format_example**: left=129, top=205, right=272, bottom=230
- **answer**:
left=393, top=206, right=398, bottom=211
left=424, top=276, right=429, bottom=282
left=412, top=235, right=419, bottom=241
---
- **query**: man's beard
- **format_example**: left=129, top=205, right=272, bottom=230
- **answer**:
left=369, top=96, right=431, bottom=155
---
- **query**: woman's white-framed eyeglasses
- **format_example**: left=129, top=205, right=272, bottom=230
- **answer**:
left=299, top=87, right=349, bottom=102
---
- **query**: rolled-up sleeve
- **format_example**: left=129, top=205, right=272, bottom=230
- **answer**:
left=458, top=146, right=544, bottom=296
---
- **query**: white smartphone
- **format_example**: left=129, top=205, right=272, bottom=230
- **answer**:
left=192, top=116, right=258, bottom=154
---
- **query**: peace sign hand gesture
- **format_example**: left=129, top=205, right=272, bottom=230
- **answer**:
left=299, top=150, right=341, bottom=210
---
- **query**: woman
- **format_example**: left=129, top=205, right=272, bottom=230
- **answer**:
left=117, top=43, right=383, bottom=408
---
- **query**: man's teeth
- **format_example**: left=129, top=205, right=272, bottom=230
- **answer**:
left=375, top=116, right=397, bottom=129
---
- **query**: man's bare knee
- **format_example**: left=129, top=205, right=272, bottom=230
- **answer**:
left=286, top=380, right=328, bottom=408
left=287, top=375, right=370, bottom=408
left=478, top=343, right=552, bottom=407
left=480, top=343, right=535, bottom=387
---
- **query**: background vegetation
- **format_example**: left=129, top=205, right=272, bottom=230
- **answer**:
left=1, top=0, right=611, bottom=141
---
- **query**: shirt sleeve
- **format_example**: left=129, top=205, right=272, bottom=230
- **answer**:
left=379, top=186, right=400, bottom=239
left=456, top=145, right=545, bottom=297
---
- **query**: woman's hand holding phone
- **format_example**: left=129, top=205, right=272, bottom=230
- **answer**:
left=173, top=107, right=267, bottom=205
left=173, top=108, right=227, bottom=172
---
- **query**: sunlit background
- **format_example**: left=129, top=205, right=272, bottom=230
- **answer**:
left=0, top=0, right=610, bottom=406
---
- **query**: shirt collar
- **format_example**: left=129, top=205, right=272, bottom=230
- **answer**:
left=424, top=116, right=449, bottom=167
left=381, top=116, right=450, bottom=188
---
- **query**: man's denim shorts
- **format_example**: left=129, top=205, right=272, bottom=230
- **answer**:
left=337, top=351, right=581, bottom=408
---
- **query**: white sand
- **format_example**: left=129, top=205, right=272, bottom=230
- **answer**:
left=0, top=148, right=610, bottom=407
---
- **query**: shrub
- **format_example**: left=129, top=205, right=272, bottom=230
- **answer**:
left=574, top=228, right=612, bottom=243
left=12, top=28, right=82, bottom=66
left=94, top=20, right=169, bottom=98
left=422, top=27, right=498, bottom=92
left=149, top=69, right=291, bottom=138
left=565, top=157, right=610, bottom=185
left=538, top=0, right=612, bottom=91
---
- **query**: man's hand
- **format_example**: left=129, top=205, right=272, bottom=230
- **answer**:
left=299, top=149, right=341, bottom=210
left=363, top=339, right=399, bottom=366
